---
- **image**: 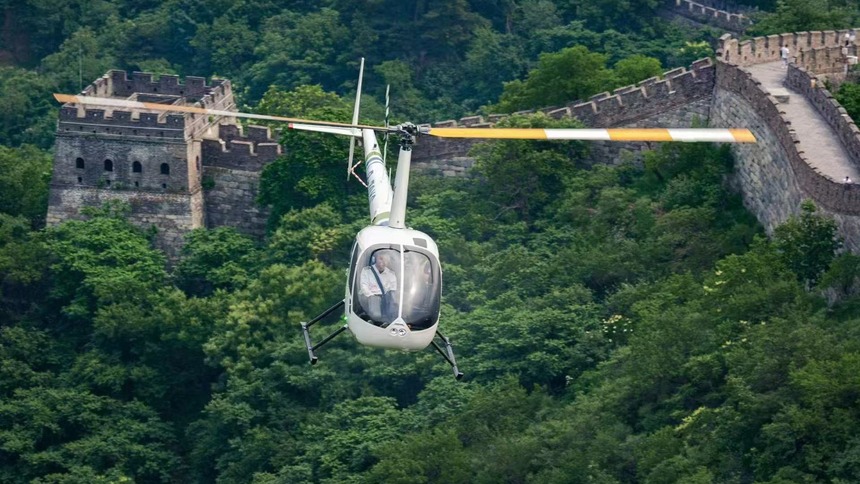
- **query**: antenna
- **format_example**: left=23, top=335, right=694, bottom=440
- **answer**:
left=347, top=58, right=364, bottom=180
left=383, top=85, right=390, bottom=164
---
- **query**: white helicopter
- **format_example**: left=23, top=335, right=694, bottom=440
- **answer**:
left=54, top=59, right=756, bottom=379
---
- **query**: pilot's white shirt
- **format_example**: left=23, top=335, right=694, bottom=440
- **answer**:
left=360, top=266, right=397, bottom=297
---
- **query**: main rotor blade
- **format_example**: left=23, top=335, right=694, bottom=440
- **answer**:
left=426, top=127, right=757, bottom=143
left=53, top=94, right=385, bottom=131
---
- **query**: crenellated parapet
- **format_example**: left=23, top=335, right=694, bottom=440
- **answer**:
left=102, top=70, right=219, bottom=102
left=58, top=70, right=236, bottom=142
left=418, top=59, right=715, bottom=131
left=201, top=124, right=282, bottom=172
left=718, top=30, right=858, bottom=67
left=414, top=59, right=717, bottom=167
left=57, top=105, right=187, bottom=140
left=671, top=0, right=751, bottom=33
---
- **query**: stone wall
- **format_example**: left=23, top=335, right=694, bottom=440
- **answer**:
left=716, top=32, right=860, bottom=251
left=670, top=0, right=751, bottom=33
left=52, top=134, right=190, bottom=192
left=203, top=167, right=269, bottom=238
left=47, top=186, right=201, bottom=258
left=710, top=64, right=806, bottom=234
left=200, top=124, right=281, bottom=237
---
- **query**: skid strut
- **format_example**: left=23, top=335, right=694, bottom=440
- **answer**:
left=300, top=300, right=346, bottom=365
left=431, top=330, right=464, bottom=380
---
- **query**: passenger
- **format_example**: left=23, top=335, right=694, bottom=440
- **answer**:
left=360, top=252, right=398, bottom=324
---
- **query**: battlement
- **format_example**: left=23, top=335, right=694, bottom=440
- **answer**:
left=718, top=30, right=858, bottom=67
left=57, top=103, right=188, bottom=140
left=90, top=70, right=223, bottom=102
left=794, top=46, right=855, bottom=75
left=201, top=124, right=282, bottom=171
left=58, top=70, right=238, bottom=141
left=418, top=58, right=715, bottom=131
left=671, top=0, right=751, bottom=32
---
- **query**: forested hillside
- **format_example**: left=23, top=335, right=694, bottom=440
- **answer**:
left=3, top=1, right=860, bottom=482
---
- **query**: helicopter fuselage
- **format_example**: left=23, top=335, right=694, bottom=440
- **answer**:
left=345, top=225, right=441, bottom=350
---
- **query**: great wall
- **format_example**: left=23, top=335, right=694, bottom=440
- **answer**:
left=48, top=21, right=860, bottom=255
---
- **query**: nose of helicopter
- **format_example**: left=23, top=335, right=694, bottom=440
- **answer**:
left=387, top=318, right=409, bottom=337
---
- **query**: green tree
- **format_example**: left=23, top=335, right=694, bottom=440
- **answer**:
left=750, top=0, right=860, bottom=35
left=256, top=85, right=356, bottom=227
left=563, top=0, right=662, bottom=32
left=461, top=27, right=526, bottom=109
left=493, top=45, right=615, bottom=112
left=244, top=8, right=351, bottom=101
left=0, top=388, right=179, bottom=483
left=189, top=15, right=259, bottom=78
left=175, top=227, right=258, bottom=297
left=0, top=145, right=52, bottom=227
left=265, top=203, right=356, bottom=267
left=39, top=27, right=118, bottom=94
left=613, top=54, right=663, bottom=87
left=41, top=202, right=166, bottom=324
left=471, top=113, right=586, bottom=223
left=836, top=81, right=860, bottom=124
left=0, top=69, right=56, bottom=149
left=773, top=200, right=841, bottom=287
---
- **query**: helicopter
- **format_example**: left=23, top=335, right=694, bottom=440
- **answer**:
left=54, top=59, right=757, bottom=380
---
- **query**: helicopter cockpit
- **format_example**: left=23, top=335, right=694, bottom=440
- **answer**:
left=352, top=245, right=441, bottom=330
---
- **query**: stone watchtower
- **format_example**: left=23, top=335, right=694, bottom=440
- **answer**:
left=48, top=71, right=281, bottom=257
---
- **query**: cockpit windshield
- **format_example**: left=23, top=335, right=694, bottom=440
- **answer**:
left=353, top=245, right=441, bottom=329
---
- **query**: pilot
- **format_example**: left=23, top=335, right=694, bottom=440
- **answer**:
left=360, top=252, right=398, bottom=323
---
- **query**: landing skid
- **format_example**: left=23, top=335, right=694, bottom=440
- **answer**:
left=300, top=300, right=346, bottom=365
left=299, top=301, right=465, bottom=380
left=431, top=330, right=464, bottom=380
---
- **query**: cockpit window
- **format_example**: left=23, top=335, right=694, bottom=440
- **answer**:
left=354, top=245, right=440, bottom=329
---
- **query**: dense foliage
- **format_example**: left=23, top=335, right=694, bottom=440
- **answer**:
left=3, top=1, right=860, bottom=483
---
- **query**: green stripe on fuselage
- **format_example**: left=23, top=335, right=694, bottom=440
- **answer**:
left=372, top=211, right=390, bottom=225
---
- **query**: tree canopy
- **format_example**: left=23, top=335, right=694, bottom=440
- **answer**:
left=5, top=1, right=860, bottom=483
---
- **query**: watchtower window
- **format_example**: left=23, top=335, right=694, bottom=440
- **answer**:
left=104, top=159, right=113, bottom=172
left=160, top=163, right=170, bottom=175
left=132, top=161, right=142, bottom=173
left=76, top=157, right=85, bottom=169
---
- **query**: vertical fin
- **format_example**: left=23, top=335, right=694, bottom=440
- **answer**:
left=348, top=57, right=365, bottom=180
